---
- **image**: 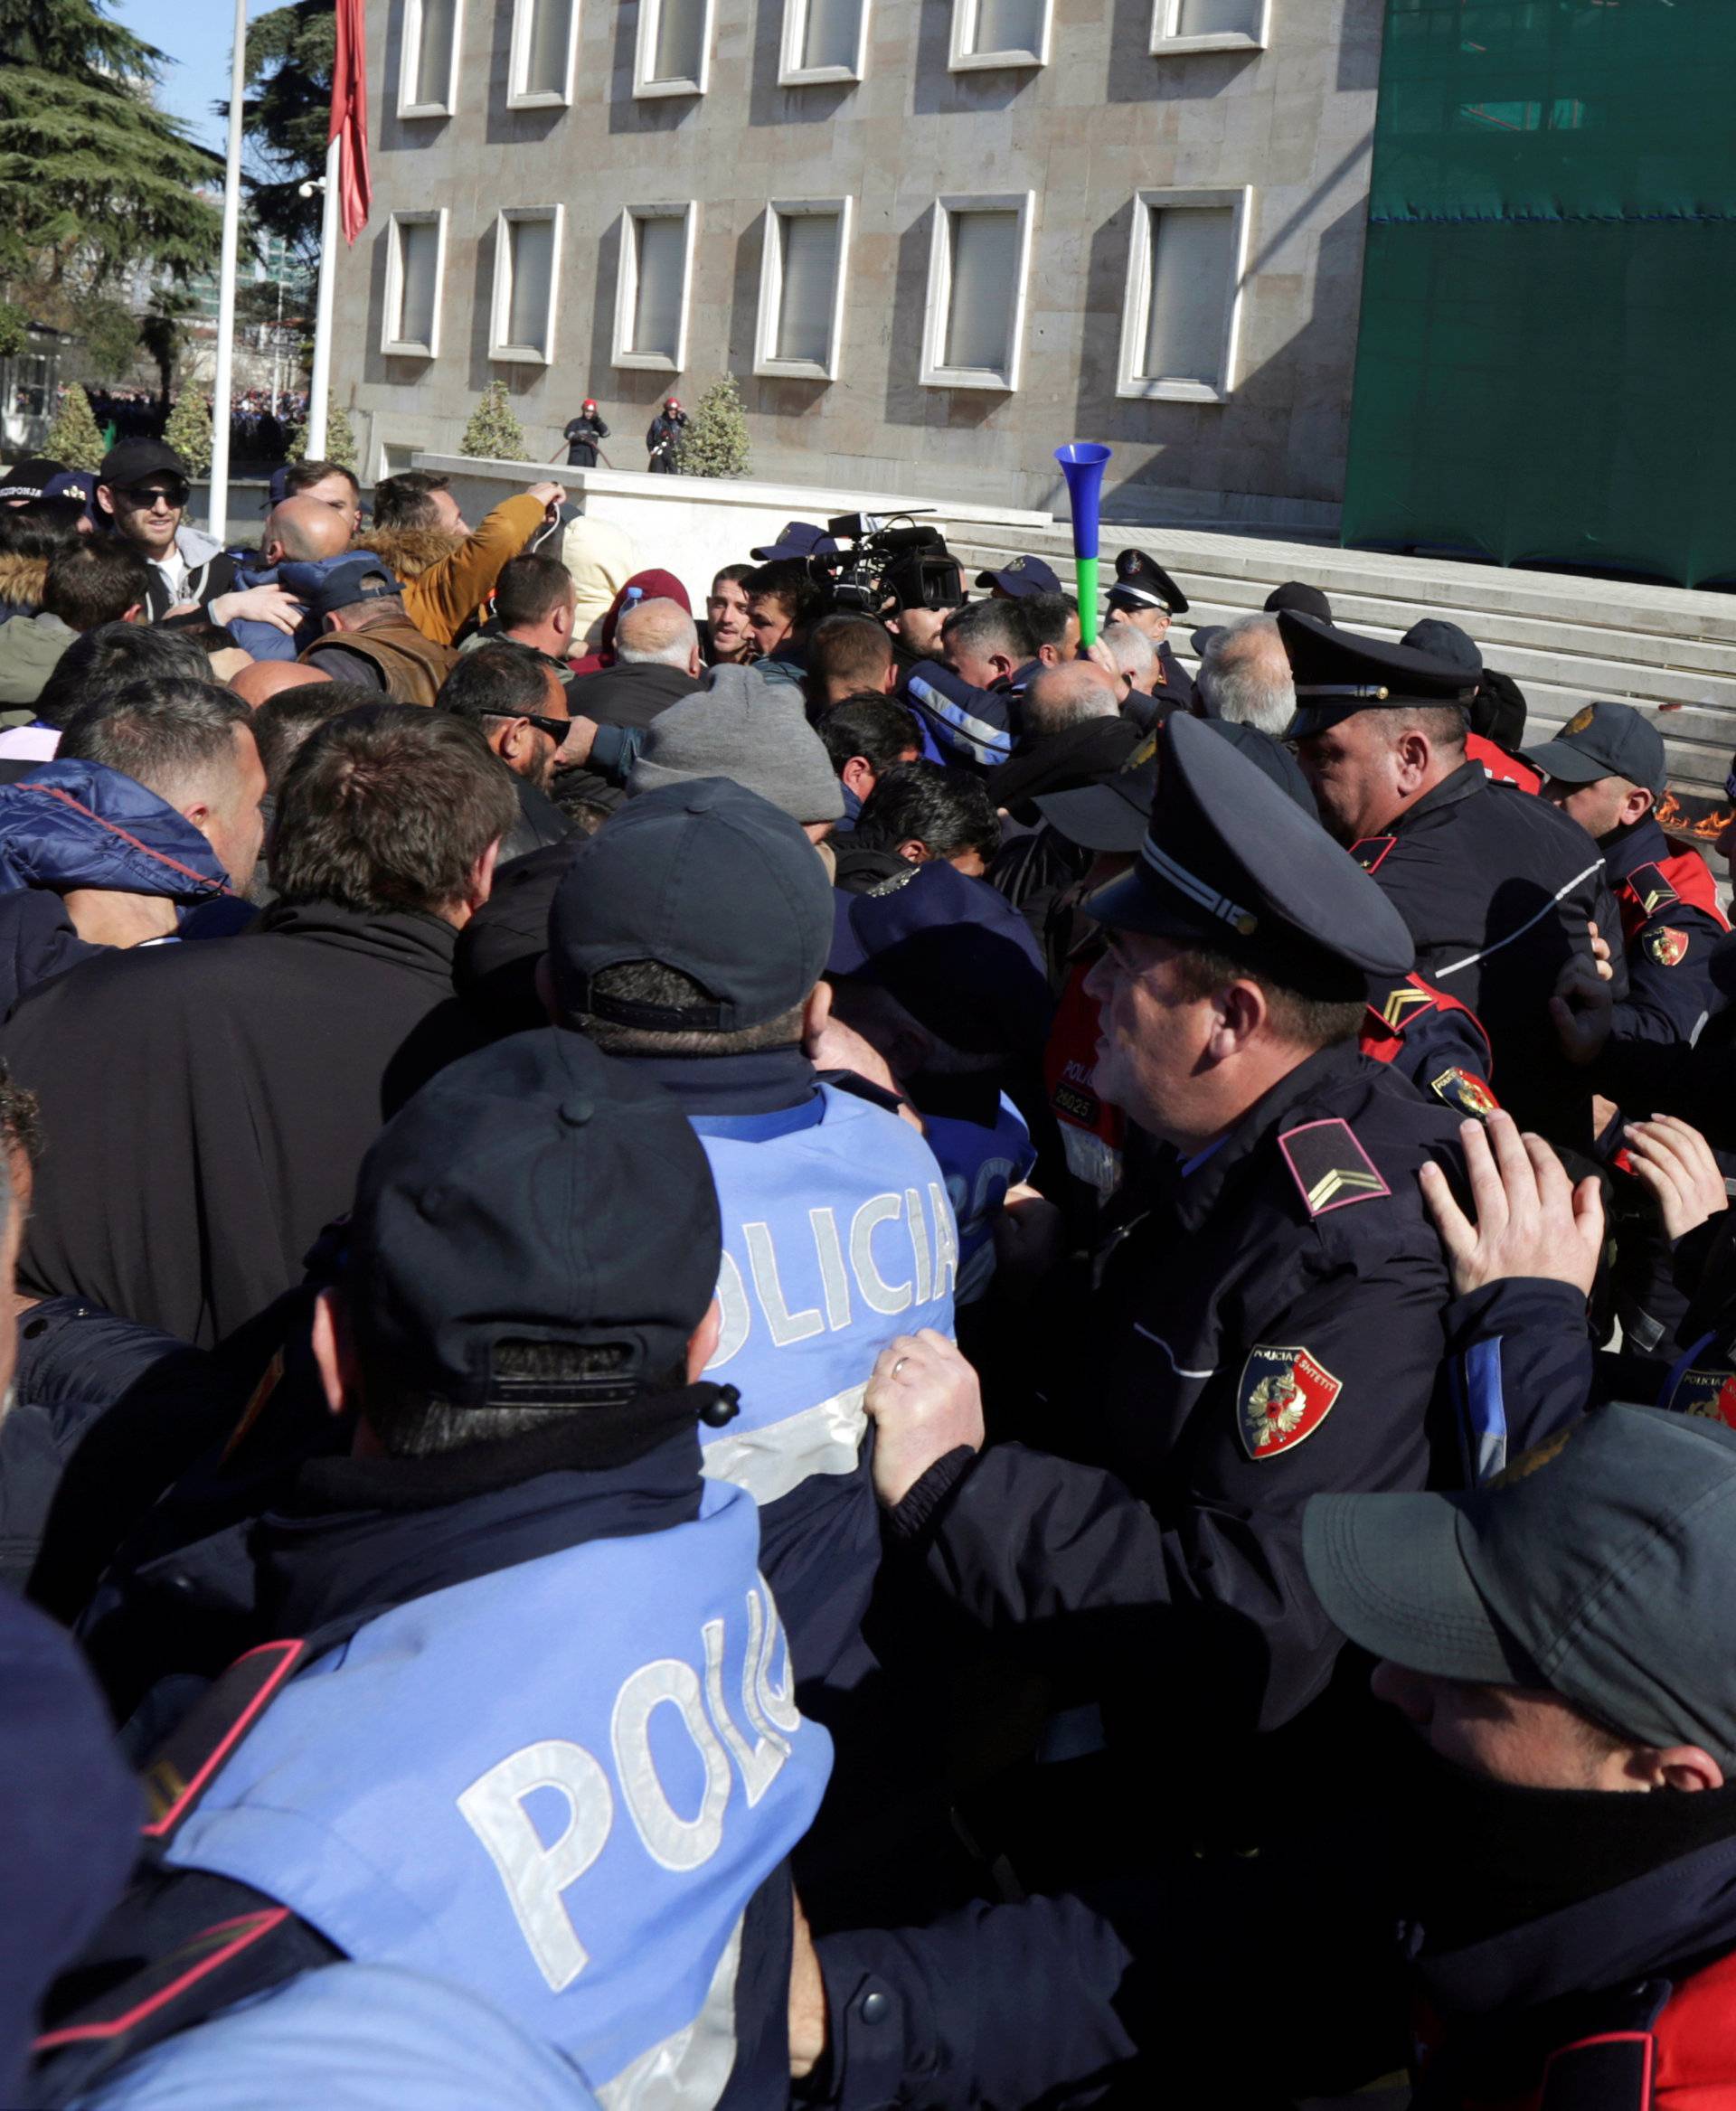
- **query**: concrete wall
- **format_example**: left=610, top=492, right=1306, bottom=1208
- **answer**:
left=334, top=0, right=1382, bottom=527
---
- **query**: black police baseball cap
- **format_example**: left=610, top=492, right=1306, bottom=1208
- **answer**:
left=1522, top=700, right=1668, bottom=799
left=98, top=441, right=192, bottom=492
left=1304, top=1404, right=1736, bottom=1770
left=751, top=521, right=838, bottom=563
left=549, top=777, right=834, bottom=1032
left=283, top=556, right=401, bottom=619
left=1107, top=550, right=1189, bottom=617
left=345, top=1027, right=722, bottom=1418
left=1278, top=610, right=1479, bottom=741
left=976, top=554, right=1061, bottom=598
left=1401, top=617, right=1483, bottom=675
left=1088, top=710, right=1415, bottom=993
left=1264, top=580, right=1333, bottom=622
left=0, top=457, right=65, bottom=503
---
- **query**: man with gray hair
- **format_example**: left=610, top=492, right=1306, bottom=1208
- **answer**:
left=1019, top=659, right=1120, bottom=740
left=1101, top=621, right=1158, bottom=700
left=567, top=595, right=703, bottom=730
left=1196, top=613, right=1296, bottom=736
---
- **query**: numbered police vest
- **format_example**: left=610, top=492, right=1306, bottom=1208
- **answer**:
left=162, top=1479, right=831, bottom=2102
left=925, top=1095, right=1036, bottom=1305
left=693, top=1085, right=958, bottom=1506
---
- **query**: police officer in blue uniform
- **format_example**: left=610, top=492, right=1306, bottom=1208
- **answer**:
left=1105, top=549, right=1197, bottom=708
left=1282, top=609, right=1625, bottom=1146
left=860, top=718, right=1578, bottom=1835
left=543, top=778, right=957, bottom=1701
left=1523, top=700, right=1728, bottom=1060
left=36, top=1028, right=831, bottom=2106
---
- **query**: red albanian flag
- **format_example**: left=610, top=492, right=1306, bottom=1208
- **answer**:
left=330, top=0, right=373, bottom=244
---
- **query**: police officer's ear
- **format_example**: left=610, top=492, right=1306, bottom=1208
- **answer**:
left=1204, top=974, right=1269, bottom=1060
left=311, top=1286, right=361, bottom=1418
left=687, top=1296, right=722, bottom=1383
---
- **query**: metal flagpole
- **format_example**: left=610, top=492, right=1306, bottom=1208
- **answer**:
left=304, top=135, right=340, bottom=458
left=205, top=0, right=250, bottom=545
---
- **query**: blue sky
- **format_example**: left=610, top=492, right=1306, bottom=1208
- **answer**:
left=111, top=0, right=285, bottom=152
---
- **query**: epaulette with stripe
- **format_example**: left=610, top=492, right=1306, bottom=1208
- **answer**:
left=1278, top=1117, right=1391, bottom=1218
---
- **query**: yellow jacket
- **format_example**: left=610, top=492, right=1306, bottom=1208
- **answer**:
left=358, top=491, right=548, bottom=646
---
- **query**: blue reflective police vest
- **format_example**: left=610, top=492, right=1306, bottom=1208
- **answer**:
left=164, top=1479, right=831, bottom=2105
left=924, top=1095, right=1035, bottom=1305
left=693, top=1084, right=957, bottom=1505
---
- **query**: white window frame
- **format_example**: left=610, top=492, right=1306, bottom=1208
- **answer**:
left=948, top=0, right=1051, bottom=71
left=611, top=203, right=699, bottom=372
left=920, top=193, right=1035, bottom=392
left=1116, top=185, right=1251, bottom=403
left=753, top=198, right=852, bottom=381
left=507, top=0, right=580, bottom=107
left=633, top=0, right=714, bottom=97
left=396, top=0, right=462, bottom=117
left=380, top=209, right=448, bottom=357
left=488, top=205, right=564, bottom=366
left=778, top=0, right=870, bottom=84
left=1149, top=0, right=1269, bottom=57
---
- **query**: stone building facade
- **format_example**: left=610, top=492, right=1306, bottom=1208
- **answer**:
left=335, top=0, right=1382, bottom=523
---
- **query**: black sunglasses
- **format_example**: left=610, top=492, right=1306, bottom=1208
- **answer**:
left=125, top=482, right=190, bottom=508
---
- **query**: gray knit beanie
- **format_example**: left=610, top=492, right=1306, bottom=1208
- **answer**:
left=625, top=663, right=844, bottom=824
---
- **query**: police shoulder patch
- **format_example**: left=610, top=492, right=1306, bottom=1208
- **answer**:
left=1666, top=1366, right=1736, bottom=1429
left=1238, top=1345, right=1342, bottom=1459
left=1429, top=1067, right=1499, bottom=1119
left=1278, top=1117, right=1391, bottom=1217
left=1350, top=835, right=1397, bottom=873
left=1625, top=862, right=1680, bottom=919
left=1645, top=925, right=1690, bottom=966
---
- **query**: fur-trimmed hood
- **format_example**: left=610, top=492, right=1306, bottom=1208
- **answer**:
left=0, top=554, right=48, bottom=615
left=355, top=525, right=466, bottom=582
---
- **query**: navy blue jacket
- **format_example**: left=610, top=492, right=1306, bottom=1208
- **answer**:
left=900, top=659, right=1040, bottom=770
left=1602, top=815, right=1728, bottom=1055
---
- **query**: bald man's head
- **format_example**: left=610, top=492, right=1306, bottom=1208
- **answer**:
left=263, top=495, right=353, bottom=566
left=229, top=659, right=335, bottom=710
left=1021, top=658, right=1120, bottom=738
left=615, top=596, right=701, bottom=674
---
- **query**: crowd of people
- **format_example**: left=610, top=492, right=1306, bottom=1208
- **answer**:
left=0, top=435, right=1732, bottom=2108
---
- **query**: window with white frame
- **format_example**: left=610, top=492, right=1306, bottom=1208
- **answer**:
left=1150, top=0, right=1268, bottom=54
left=754, top=201, right=850, bottom=378
left=382, top=212, right=447, bottom=356
left=489, top=207, right=563, bottom=363
left=613, top=205, right=697, bottom=369
left=778, top=0, right=867, bottom=82
left=635, top=0, right=712, bottom=95
left=398, top=0, right=461, bottom=115
left=920, top=194, right=1034, bottom=391
left=509, top=0, right=578, bottom=103
left=1117, top=188, right=1250, bottom=401
left=948, top=0, right=1050, bottom=70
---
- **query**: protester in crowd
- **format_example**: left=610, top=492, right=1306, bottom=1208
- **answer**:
left=0, top=539, right=150, bottom=709
left=457, top=551, right=580, bottom=676
left=814, top=694, right=923, bottom=819
left=1, top=707, right=514, bottom=1349
left=297, top=557, right=457, bottom=702
left=559, top=514, right=641, bottom=649
left=1021, top=590, right=1080, bottom=670
left=844, top=759, right=1001, bottom=879
left=227, top=657, right=333, bottom=709
left=742, top=558, right=827, bottom=689
left=703, top=561, right=758, bottom=665
left=568, top=566, right=691, bottom=675
left=359, top=470, right=564, bottom=648
left=221, top=495, right=352, bottom=663
left=0, top=676, right=263, bottom=1013
left=1017, top=659, right=1119, bottom=741
left=1099, top=619, right=1158, bottom=705
left=567, top=596, right=702, bottom=724
left=804, top=614, right=898, bottom=712
left=1194, top=612, right=1296, bottom=734
left=436, top=644, right=571, bottom=860
left=94, top=443, right=294, bottom=634
left=5, top=620, right=210, bottom=782
left=250, top=679, right=374, bottom=791
left=276, top=457, right=363, bottom=539
left=0, top=504, right=82, bottom=627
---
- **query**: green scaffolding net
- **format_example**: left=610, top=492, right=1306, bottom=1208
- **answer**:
left=1341, top=0, right=1736, bottom=589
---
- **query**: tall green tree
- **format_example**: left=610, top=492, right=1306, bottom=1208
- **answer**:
left=0, top=0, right=222, bottom=307
left=237, top=1, right=335, bottom=269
